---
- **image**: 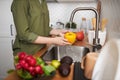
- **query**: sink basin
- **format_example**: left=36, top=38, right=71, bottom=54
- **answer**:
left=41, top=45, right=90, bottom=62
left=41, top=45, right=58, bottom=61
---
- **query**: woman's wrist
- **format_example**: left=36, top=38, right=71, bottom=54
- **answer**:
left=34, top=36, right=54, bottom=44
left=49, top=37, right=55, bottom=44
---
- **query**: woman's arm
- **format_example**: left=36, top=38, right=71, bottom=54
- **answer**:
left=11, top=0, right=38, bottom=43
left=33, top=29, right=70, bottom=45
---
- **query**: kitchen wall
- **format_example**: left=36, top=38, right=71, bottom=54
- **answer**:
left=47, top=2, right=97, bottom=29
left=101, top=0, right=120, bottom=40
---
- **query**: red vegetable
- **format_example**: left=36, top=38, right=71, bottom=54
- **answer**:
left=18, top=52, right=27, bottom=60
left=30, top=71, right=36, bottom=77
left=15, top=52, right=46, bottom=79
left=15, top=63, right=22, bottom=70
left=25, top=55, right=34, bottom=62
left=28, top=57, right=36, bottom=66
left=19, top=60, right=26, bottom=67
left=76, top=31, right=84, bottom=41
left=28, top=66, right=35, bottom=73
left=22, top=62, right=29, bottom=70
left=34, top=65, right=44, bottom=75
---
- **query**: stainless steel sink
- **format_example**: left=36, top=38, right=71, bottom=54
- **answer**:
left=41, top=45, right=90, bottom=62
left=41, top=45, right=58, bottom=61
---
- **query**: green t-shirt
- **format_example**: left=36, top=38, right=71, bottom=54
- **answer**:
left=11, top=0, right=51, bottom=55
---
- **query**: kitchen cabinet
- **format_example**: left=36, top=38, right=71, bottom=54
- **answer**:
left=0, top=0, right=15, bottom=79
left=0, top=0, right=15, bottom=37
left=0, top=38, right=15, bottom=80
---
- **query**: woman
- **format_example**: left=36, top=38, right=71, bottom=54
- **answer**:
left=11, top=0, right=70, bottom=56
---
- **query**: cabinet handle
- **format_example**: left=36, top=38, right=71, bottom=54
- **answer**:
left=10, top=24, right=13, bottom=36
left=11, top=39, right=14, bottom=49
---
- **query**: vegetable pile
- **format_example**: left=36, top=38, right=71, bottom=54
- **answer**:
left=14, top=52, right=56, bottom=80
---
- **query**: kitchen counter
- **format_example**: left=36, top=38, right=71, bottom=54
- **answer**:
left=4, top=65, right=74, bottom=80
left=4, top=36, right=90, bottom=80
left=4, top=45, right=74, bottom=80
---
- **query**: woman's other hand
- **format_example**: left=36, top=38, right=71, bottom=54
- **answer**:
left=50, top=29, right=69, bottom=37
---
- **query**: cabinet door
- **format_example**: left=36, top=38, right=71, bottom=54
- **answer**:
left=0, top=38, right=15, bottom=79
left=0, top=0, right=15, bottom=37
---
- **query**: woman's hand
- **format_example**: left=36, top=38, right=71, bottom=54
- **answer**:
left=50, top=29, right=69, bottom=37
left=52, top=37, right=71, bottom=46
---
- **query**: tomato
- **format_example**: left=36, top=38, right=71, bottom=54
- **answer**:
left=76, top=31, right=84, bottom=41
left=64, top=32, right=76, bottom=44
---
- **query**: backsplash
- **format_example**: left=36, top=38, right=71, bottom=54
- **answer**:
left=47, top=2, right=97, bottom=29
left=48, top=0, right=120, bottom=41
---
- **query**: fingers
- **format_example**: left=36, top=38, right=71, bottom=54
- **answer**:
left=62, top=38, right=68, bottom=42
left=61, top=37, right=71, bottom=45
left=57, top=37, right=70, bottom=45
left=54, top=36, right=71, bottom=46
left=62, top=30, right=69, bottom=33
left=59, top=29, right=70, bottom=35
left=59, top=33, right=64, bottom=37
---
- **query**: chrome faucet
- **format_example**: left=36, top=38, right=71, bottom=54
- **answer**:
left=69, top=7, right=100, bottom=47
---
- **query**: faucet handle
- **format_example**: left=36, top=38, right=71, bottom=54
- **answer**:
left=56, top=21, right=64, bottom=29
left=93, top=38, right=100, bottom=45
left=56, top=21, right=64, bottom=26
left=92, top=44, right=102, bottom=52
left=93, top=38, right=101, bottom=52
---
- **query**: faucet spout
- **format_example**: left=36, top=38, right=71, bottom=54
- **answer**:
left=69, top=7, right=100, bottom=47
